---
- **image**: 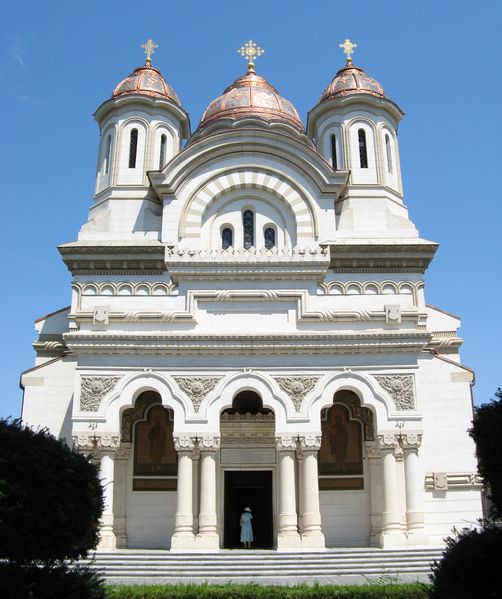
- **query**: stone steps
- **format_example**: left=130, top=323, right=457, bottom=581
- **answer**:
left=84, top=547, right=444, bottom=585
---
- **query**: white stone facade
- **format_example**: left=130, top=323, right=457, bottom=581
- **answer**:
left=21, top=48, right=482, bottom=551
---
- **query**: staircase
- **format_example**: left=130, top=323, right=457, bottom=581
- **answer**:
left=85, top=547, right=444, bottom=585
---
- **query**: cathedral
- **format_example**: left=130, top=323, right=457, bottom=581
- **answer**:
left=21, top=39, right=482, bottom=552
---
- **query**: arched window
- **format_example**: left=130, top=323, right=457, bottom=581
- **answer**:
left=104, top=134, right=111, bottom=174
left=221, top=227, right=233, bottom=250
left=385, top=134, right=393, bottom=174
left=243, top=210, right=254, bottom=249
left=358, top=128, right=368, bottom=169
left=159, top=134, right=167, bottom=169
left=331, top=134, right=338, bottom=170
left=128, top=128, right=138, bottom=169
left=264, top=227, right=276, bottom=250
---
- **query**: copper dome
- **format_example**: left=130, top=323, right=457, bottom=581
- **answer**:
left=320, top=63, right=384, bottom=102
left=199, top=66, right=303, bottom=131
left=112, top=63, right=181, bottom=105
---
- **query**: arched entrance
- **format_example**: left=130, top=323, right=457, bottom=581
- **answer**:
left=220, top=391, right=275, bottom=549
left=318, top=390, right=375, bottom=547
left=121, top=391, right=177, bottom=548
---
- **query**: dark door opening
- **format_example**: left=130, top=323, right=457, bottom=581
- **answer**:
left=224, top=470, right=273, bottom=549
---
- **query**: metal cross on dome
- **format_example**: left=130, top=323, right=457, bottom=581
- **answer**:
left=238, top=40, right=264, bottom=70
left=141, top=39, right=159, bottom=64
left=339, top=38, right=357, bottom=64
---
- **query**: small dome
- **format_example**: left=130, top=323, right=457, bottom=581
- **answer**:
left=320, top=63, right=384, bottom=102
left=112, top=62, right=181, bottom=105
left=199, top=66, right=303, bottom=131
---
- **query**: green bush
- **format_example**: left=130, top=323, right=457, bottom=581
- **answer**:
left=0, top=562, right=106, bottom=599
left=429, top=522, right=502, bottom=598
left=105, top=583, right=429, bottom=599
left=0, top=418, right=104, bottom=564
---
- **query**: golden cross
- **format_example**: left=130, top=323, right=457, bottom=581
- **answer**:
left=339, top=38, right=357, bottom=63
left=141, top=39, right=159, bottom=64
left=238, top=40, right=264, bottom=70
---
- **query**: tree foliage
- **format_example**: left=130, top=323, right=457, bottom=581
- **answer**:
left=0, top=418, right=104, bottom=564
left=469, top=387, right=502, bottom=518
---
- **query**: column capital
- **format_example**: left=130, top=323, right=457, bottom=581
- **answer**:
left=198, top=435, right=220, bottom=450
left=173, top=435, right=197, bottom=452
left=365, top=441, right=382, bottom=459
left=115, top=443, right=132, bottom=460
left=72, top=432, right=120, bottom=454
left=402, top=432, right=423, bottom=449
left=275, top=434, right=297, bottom=450
left=296, top=434, right=322, bottom=455
left=377, top=432, right=403, bottom=461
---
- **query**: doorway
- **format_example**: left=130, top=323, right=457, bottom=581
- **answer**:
left=224, top=470, right=273, bottom=549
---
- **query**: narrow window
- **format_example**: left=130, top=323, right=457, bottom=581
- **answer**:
left=243, top=210, right=254, bottom=249
left=221, top=227, right=233, bottom=250
left=385, top=134, right=393, bottom=174
left=331, top=134, right=338, bottom=170
left=128, top=128, right=138, bottom=169
left=159, top=134, right=167, bottom=169
left=104, top=135, right=111, bottom=174
left=264, top=227, right=276, bottom=250
left=358, top=128, right=368, bottom=168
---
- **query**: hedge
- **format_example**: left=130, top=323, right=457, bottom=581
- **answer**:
left=106, top=583, right=430, bottom=599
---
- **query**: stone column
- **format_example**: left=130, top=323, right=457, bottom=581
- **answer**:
left=171, top=436, right=197, bottom=550
left=113, top=444, right=131, bottom=548
left=365, top=441, right=384, bottom=547
left=276, top=436, right=301, bottom=549
left=378, top=433, right=406, bottom=547
left=403, top=433, right=426, bottom=545
left=297, top=435, right=325, bottom=549
left=73, top=432, right=120, bottom=550
left=196, top=436, right=220, bottom=549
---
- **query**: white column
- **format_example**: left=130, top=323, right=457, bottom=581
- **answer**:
left=195, top=436, right=220, bottom=549
left=98, top=451, right=116, bottom=550
left=403, top=434, right=426, bottom=544
left=276, top=436, right=301, bottom=549
left=112, top=444, right=131, bottom=548
left=365, top=441, right=384, bottom=547
left=171, top=436, right=196, bottom=550
left=297, top=436, right=325, bottom=549
left=378, top=434, right=406, bottom=547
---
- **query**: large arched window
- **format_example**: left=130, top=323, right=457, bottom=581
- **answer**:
left=243, top=210, right=254, bottom=249
left=358, top=129, right=368, bottom=168
left=159, top=134, right=167, bottom=169
left=331, top=134, right=338, bottom=170
left=385, top=134, right=393, bottom=174
left=103, top=134, right=111, bottom=174
left=264, top=227, right=276, bottom=250
left=129, top=128, right=138, bottom=169
left=221, top=227, right=233, bottom=250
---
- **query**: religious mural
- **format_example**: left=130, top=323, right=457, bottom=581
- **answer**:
left=319, top=404, right=363, bottom=476
left=133, top=404, right=177, bottom=477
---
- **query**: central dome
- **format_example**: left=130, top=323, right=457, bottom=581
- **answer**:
left=198, top=66, right=303, bottom=132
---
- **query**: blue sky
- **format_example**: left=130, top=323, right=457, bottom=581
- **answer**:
left=1, top=0, right=500, bottom=419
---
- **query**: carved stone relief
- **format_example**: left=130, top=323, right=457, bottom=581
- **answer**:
left=273, top=376, right=320, bottom=411
left=80, top=376, right=122, bottom=412
left=173, top=376, right=222, bottom=412
left=275, top=435, right=296, bottom=450
left=374, top=374, right=415, bottom=410
left=72, top=433, right=120, bottom=452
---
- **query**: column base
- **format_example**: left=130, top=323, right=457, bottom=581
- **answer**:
left=379, top=531, right=407, bottom=548
left=171, top=533, right=196, bottom=550
left=97, top=530, right=116, bottom=550
left=301, top=532, right=325, bottom=549
left=406, top=531, right=428, bottom=546
left=195, top=533, right=220, bottom=550
left=277, top=533, right=302, bottom=549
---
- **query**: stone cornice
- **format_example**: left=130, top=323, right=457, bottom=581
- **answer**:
left=58, top=241, right=166, bottom=274
left=63, top=330, right=431, bottom=356
left=327, top=240, right=438, bottom=273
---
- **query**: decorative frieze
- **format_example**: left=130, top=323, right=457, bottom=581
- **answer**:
left=374, top=374, right=415, bottom=410
left=80, top=376, right=122, bottom=411
left=425, top=472, right=482, bottom=491
left=273, top=376, right=320, bottom=411
left=173, top=376, right=222, bottom=412
left=72, top=433, right=120, bottom=452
